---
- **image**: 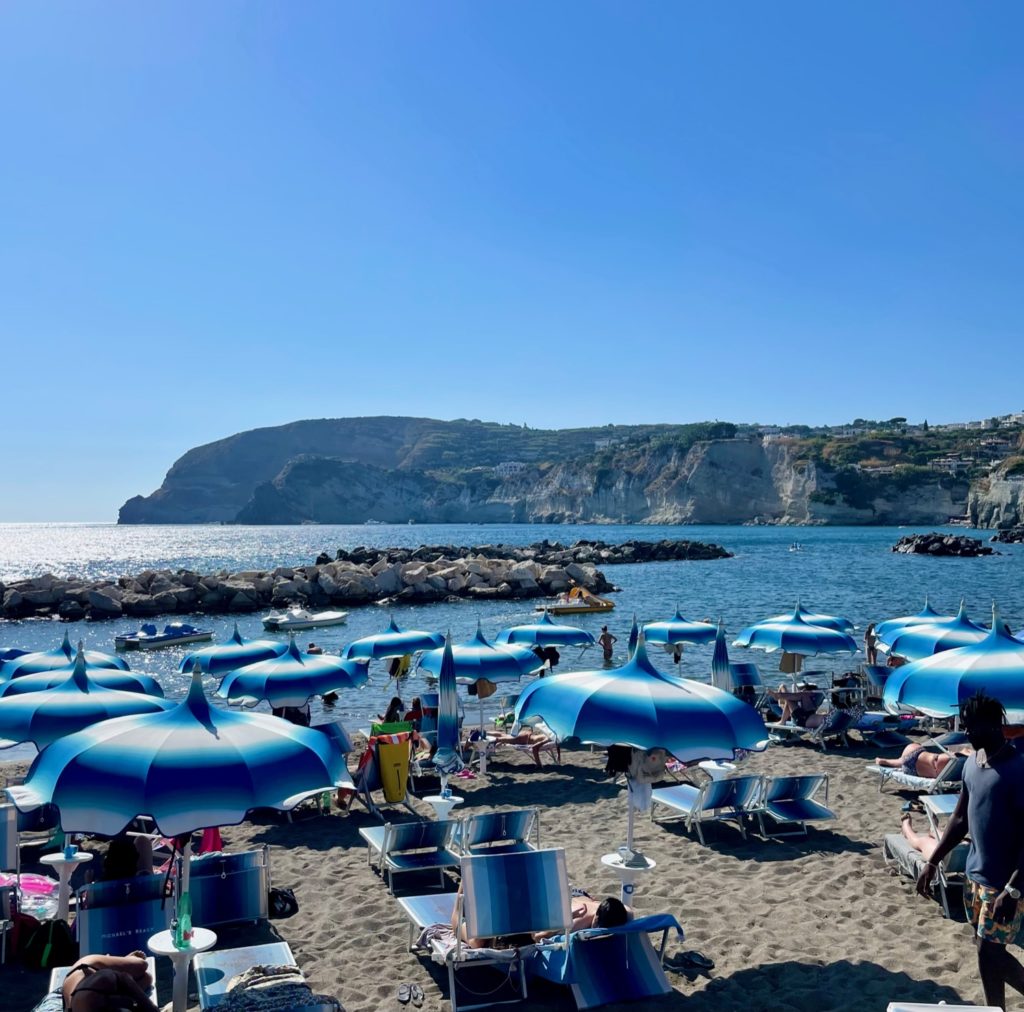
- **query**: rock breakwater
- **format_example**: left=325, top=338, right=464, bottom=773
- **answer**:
left=892, top=533, right=994, bottom=557
left=0, top=539, right=730, bottom=623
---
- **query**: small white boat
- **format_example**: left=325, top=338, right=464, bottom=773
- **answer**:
left=262, top=607, right=349, bottom=631
left=116, top=622, right=214, bottom=651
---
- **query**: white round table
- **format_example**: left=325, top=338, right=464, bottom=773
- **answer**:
left=39, top=851, right=93, bottom=921
left=469, top=736, right=497, bottom=775
left=601, top=852, right=656, bottom=904
left=149, top=926, right=217, bottom=1012
left=698, top=760, right=737, bottom=781
left=423, top=794, right=464, bottom=821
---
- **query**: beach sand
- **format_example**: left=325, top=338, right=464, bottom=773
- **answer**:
left=5, top=740, right=988, bottom=1012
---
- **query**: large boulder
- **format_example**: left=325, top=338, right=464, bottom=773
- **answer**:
left=88, top=588, right=124, bottom=617
left=121, top=593, right=161, bottom=616
left=58, top=599, right=87, bottom=621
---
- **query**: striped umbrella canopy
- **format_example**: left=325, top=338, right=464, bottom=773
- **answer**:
left=432, top=636, right=464, bottom=778
left=180, top=623, right=287, bottom=675
left=643, top=608, right=718, bottom=646
left=515, top=635, right=768, bottom=762
left=0, top=663, right=164, bottom=699
left=0, top=631, right=128, bottom=679
left=344, top=617, right=444, bottom=661
left=759, top=603, right=854, bottom=634
left=5, top=667, right=353, bottom=836
left=0, top=648, right=28, bottom=664
left=733, top=611, right=858, bottom=657
left=0, top=650, right=172, bottom=749
left=710, top=621, right=733, bottom=691
left=874, top=597, right=945, bottom=640
left=883, top=609, right=1024, bottom=721
left=418, top=623, right=543, bottom=684
left=217, top=637, right=368, bottom=708
left=495, top=611, right=595, bottom=648
left=881, top=602, right=988, bottom=662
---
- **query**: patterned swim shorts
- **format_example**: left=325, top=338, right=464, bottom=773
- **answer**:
left=965, top=879, right=1024, bottom=945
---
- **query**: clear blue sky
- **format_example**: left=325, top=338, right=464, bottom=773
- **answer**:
left=2, top=2, right=1021, bottom=521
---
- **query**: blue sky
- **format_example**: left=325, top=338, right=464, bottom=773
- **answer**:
left=1, top=2, right=1022, bottom=521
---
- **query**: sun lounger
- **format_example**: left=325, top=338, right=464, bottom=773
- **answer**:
left=75, top=873, right=173, bottom=956
left=403, top=848, right=572, bottom=1012
left=529, top=913, right=684, bottom=1010
left=754, top=774, right=835, bottom=837
left=650, top=775, right=763, bottom=844
left=361, top=819, right=460, bottom=894
left=865, top=753, right=967, bottom=794
left=195, top=941, right=343, bottom=1011
left=768, top=705, right=866, bottom=752
left=184, top=846, right=271, bottom=926
left=882, top=832, right=968, bottom=919
left=453, top=809, right=540, bottom=856
left=353, top=724, right=418, bottom=818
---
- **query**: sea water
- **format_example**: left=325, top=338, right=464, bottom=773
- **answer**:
left=0, top=522, right=1021, bottom=762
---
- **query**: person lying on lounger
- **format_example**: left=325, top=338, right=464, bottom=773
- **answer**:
left=62, top=952, right=158, bottom=1012
left=874, top=743, right=971, bottom=778
left=490, top=725, right=557, bottom=767
left=898, top=811, right=939, bottom=861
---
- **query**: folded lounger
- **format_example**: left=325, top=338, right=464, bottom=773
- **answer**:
left=359, top=819, right=460, bottom=894
left=650, top=774, right=763, bottom=844
left=754, top=774, right=835, bottom=837
left=452, top=809, right=540, bottom=857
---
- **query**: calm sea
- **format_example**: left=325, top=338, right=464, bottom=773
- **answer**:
left=1, top=522, right=1020, bottom=761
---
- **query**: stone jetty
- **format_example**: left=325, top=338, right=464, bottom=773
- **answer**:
left=0, top=538, right=731, bottom=622
left=892, top=532, right=994, bottom=557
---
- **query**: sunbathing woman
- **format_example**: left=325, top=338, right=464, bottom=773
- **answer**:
left=874, top=743, right=970, bottom=777
left=491, top=725, right=557, bottom=767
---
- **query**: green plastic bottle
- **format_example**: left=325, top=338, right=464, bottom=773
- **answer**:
left=178, top=890, right=193, bottom=947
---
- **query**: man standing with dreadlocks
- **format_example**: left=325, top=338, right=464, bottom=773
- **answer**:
left=919, top=690, right=1024, bottom=1009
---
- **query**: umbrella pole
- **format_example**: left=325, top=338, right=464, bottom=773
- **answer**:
left=626, top=797, right=635, bottom=852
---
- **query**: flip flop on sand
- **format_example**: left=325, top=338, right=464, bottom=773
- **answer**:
left=410, top=984, right=424, bottom=1008
left=398, top=983, right=411, bottom=1004
left=668, top=951, right=715, bottom=971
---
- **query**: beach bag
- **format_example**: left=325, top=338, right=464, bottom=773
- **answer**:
left=605, top=745, right=632, bottom=777
left=21, top=916, right=78, bottom=970
left=268, top=887, right=299, bottom=919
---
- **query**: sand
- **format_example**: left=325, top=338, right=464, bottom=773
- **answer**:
left=4, top=739, right=991, bottom=1012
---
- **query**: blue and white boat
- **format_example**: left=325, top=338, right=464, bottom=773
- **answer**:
left=115, top=622, right=215, bottom=651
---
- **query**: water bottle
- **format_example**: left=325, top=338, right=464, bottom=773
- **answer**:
left=171, top=913, right=181, bottom=948
left=179, top=891, right=193, bottom=946
left=321, top=791, right=332, bottom=813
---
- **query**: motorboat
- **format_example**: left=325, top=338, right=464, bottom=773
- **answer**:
left=116, top=622, right=214, bottom=651
left=262, top=607, right=349, bottom=631
left=537, top=586, right=615, bottom=616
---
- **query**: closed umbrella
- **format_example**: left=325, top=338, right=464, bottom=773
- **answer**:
left=344, top=617, right=444, bottom=661
left=180, top=623, right=287, bottom=674
left=515, top=635, right=768, bottom=848
left=883, top=608, right=1024, bottom=721
left=643, top=608, right=718, bottom=647
left=495, top=611, right=594, bottom=648
left=882, top=602, right=988, bottom=662
left=217, top=637, right=367, bottom=708
left=432, top=636, right=464, bottom=783
left=710, top=621, right=732, bottom=691
left=0, top=649, right=171, bottom=749
left=1, top=631, right=128, bottom=679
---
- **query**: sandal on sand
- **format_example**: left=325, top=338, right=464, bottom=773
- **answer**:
left=398, top=983, right=411, bottom=1004
left=669, top=951, right=715, bottom=971
left=901, top=800, right=923, bottom=813
left=410, top=984, right=424, bottom=1008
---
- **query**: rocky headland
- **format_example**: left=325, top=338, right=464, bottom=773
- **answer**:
left=892, top=532, right=995, bottom=557
left=0, top=539, right=730, bottom=622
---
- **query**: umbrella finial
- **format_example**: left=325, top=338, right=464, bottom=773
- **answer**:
left=71, top=648, right=90, bottom=691
left=287, top=634, right=304, bottom=662
left=231, top=623, right=244, bottom=645
left=388, top=614, right=401, bottom=633
left=61, top=630, right=73, bottom=657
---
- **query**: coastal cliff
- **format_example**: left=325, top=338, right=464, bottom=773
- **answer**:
left=118, top=414, right=1008, bottom=526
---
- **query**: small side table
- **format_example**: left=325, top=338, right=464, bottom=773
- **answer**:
left=698, top=760, right=736, bottom=781
left=39, top=851, right=93, bottom=921
left=149, top=926, right=217, bottom=1012
left=423, top=794, right=464, bottom=821
left=601, top=852, right=656, bottom=905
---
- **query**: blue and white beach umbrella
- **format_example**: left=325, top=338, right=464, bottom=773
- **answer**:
left=0, top=631, right=128, bottom=679
left=0, top=663, right=164, bottom=699
left=495, top=611, right=595, bottom=648
left=515, top=635, right=768, bottom=848
left=710, top=621, right=733, bottom=692
left=874, top=597, right=945, bottom=640
left=0, top=650, right=172, bottom=749
left=180, top=623, right=287, bottom=675
left=643, top=609, right=718, bottom=647
left=6, top=667, right=354, bottom=837
left=881, top=602, right=988, bottom=662
left=733, top=611, right=858, bottom=657
left=418, top=623, right=543, bottom=684
left=761, top=603, right=854, bottom=634
left=432, top=636, right=464, bottom=779
left=883, top=609, right=1024, bottom=722
left=344, top=617, right=444, bottom=661
left=217, top=637, right=368, bottom=708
